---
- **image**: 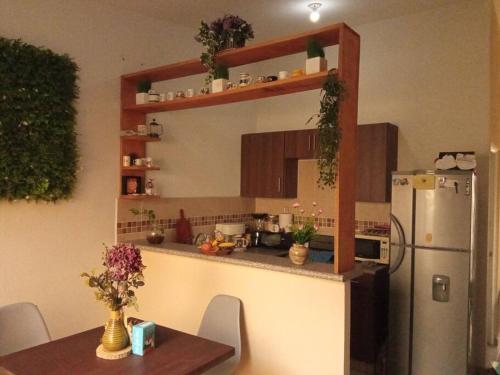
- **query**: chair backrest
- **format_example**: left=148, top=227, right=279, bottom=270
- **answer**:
left=198, top=295, right=242, bottom=374
left=0, top=302, right=51, bottom=356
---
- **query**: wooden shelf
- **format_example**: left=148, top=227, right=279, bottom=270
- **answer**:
left=121, top=135, right=161, bottom=142
left=121, top=23, right=349, bottom=83
left=121, top=166, right=160, bottom=171
left=123, top=72, right=329, bottom=113
left=119, top=194, right=161, bottom=200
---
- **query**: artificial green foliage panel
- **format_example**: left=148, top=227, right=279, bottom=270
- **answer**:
left=0, top=38, right=79, bottom=201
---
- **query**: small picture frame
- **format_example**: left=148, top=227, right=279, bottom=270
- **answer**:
left=122, top=176, right=142, bottom=195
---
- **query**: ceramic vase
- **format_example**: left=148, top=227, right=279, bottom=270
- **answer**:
left=101, top=309, right=129, bottom=351
left=305, top=57, right=328, bottom=75
left=211, top=78, right=227, bottom=93
left=289, top=243, right=309, bottom=265
left=135, top=92, right=148, bottom=105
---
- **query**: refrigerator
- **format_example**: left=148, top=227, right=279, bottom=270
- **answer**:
left=388, top=170, right=476, bottom=375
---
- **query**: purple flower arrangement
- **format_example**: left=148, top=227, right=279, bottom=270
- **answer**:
left=195, top=14, right=254, bottom=83
left=81, top=243, right=146, bottom=311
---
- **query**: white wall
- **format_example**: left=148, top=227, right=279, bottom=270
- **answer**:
left=0, top=0, right=200, bottom=339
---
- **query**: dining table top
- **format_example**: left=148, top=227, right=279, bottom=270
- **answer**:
left=0, top=323, right=234, bottom=375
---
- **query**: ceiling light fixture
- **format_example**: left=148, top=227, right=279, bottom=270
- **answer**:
left=308, top=2, right=322, bottom=23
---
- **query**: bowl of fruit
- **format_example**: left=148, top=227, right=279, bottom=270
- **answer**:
left=198, top=239, right=235, bottom=256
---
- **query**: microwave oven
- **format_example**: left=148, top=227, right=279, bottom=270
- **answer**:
left=355, top=234, right=390, bottom=264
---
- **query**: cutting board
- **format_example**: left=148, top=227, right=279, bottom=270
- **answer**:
left=175, top=209, right=193, bottom=244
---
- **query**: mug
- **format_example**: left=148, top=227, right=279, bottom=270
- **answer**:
left=176, top=90, right=185, bottom=98
left=226, top=81, right=238, bottom=90
left=256, top=76, right=267, bottom=83
left=137, top=124, right=147, bottom=136
left=278, top=71, right=289, bottom=80
left=186, top=88, right=195, bottom=97
left=144, top=157, right=153, bottom=168
left=239, top=72, right=253, bottom=87
left=134, top=158, right=143, bottom=167
left=267, top=75, right=278, bottom=82
left=233, top=235, right=249, bottom=249
left=122, top=155, right=131, bottom=167
left=159, top=93, right=167, bottom=102
left=167, top=92, right=175, bottom=101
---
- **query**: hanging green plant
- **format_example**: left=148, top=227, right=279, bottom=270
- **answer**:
left=307, top=69, right=345, bottom=188
left=0, top=37, right=79, bottom=202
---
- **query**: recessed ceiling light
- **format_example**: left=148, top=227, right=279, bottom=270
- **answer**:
left=308, top=2, right=322, bottom=23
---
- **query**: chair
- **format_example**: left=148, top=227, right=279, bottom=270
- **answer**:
left=197, top=295, right=242, bottom=375
left=0, top=302, right=51, bottom=356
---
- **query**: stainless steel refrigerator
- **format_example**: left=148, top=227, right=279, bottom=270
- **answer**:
left=388, top=170, right=476, bottom=375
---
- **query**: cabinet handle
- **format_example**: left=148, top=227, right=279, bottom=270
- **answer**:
left=308, top=135, right=311, bottom=151
left=278, top=177, right=281, bottom=192
left=313, top=134, right=316, bottom=150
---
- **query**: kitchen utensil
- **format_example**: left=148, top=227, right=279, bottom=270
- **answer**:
left=148, top=118, right=163, bottom=138
left=175, top=209, right=193, bottom=244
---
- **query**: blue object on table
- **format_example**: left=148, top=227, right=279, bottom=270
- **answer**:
left=132, top=321, right=155, bottom=356
left=309, top=250, right=333, bottom=263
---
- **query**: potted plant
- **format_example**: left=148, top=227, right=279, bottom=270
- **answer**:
left=135, top=80, right=151, bottom=105
left=307, top=70, right=345, bottom=188
left=289, top=202, right=321, bottom=265
left=195, top=15, right=254, bottom=84
left=211, top=65, right=229, bottom=93
left=305, top=39, right=327, bottom=75
left=81, top=244, right=145, bottom=353
left=130, top=208, right=165, bottom=244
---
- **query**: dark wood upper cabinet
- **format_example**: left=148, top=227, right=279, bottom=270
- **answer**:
left=241, top=123, right=397, bottom=201
left=356, top=123, right=398, bottom=203
left=284, top=129, right=318, bottom=159
left=241, top=132, right=297, bottom=198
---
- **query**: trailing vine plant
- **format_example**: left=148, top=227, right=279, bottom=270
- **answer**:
left=0, top=37, right=79, bottom=202
left=307, top=69, right=345, bottom=188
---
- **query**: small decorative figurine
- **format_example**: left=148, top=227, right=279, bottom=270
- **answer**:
left=145, top=178, right=154, bottom=196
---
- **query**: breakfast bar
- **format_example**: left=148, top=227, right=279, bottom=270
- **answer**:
left=132, top=242, right=355, bottom=374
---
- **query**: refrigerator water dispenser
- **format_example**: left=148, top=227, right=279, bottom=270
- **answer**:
left=432, top=275, right=450, bottom=302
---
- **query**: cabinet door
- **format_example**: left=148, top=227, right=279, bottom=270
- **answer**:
left=356, top=123, right=398, bottom=202
left=241, top=132, right=288, bottom=198
left=284, top=129, right=318, bottom=159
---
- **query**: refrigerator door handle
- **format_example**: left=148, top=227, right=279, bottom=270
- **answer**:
left=389, top=213, right=407, bottom=274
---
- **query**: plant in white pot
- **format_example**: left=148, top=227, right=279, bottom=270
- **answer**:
left=135, top=80, right=151, bottom=105
left=305, top=39, right=327, bottom=75
left=211, top=65, right=229, bottom=93
left=289, top=202, right=321, bottom=265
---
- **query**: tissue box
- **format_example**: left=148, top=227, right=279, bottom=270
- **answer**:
left=132, top=321, right=155, bottom=356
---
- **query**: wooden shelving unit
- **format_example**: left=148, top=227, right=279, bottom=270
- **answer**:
left=119, top=194, right=161, bottom=201
left=123, top=72, right=328, bottom=113
left=120, top=22, right=360, bottom=273
left=121, top=166, right=160, bottom=171
left=120, top=135, right=161, bottom=142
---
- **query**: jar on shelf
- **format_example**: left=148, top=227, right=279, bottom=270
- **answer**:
left=148, top=118, right=163, bottom=138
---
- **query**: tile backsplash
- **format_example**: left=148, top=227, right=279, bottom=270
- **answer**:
left=117, top=160, right=390, bottom=242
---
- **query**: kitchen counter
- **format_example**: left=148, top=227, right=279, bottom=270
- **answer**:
left=135, top=240, right=362, bottom=282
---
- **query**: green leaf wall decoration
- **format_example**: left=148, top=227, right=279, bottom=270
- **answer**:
left=0, top=37, right=79, bottom=201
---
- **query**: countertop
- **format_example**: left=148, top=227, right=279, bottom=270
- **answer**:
left=135, top=240, right=363, bottom=282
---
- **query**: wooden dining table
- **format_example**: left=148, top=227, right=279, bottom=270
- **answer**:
left=0, top=323, right=234, bottom=374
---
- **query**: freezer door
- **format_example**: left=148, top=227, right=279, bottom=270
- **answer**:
left=414, top=173, right=472, bottom=250
left=412, top=248, right=470, bottom=375
left=388, top=175, right=414, bottom=375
